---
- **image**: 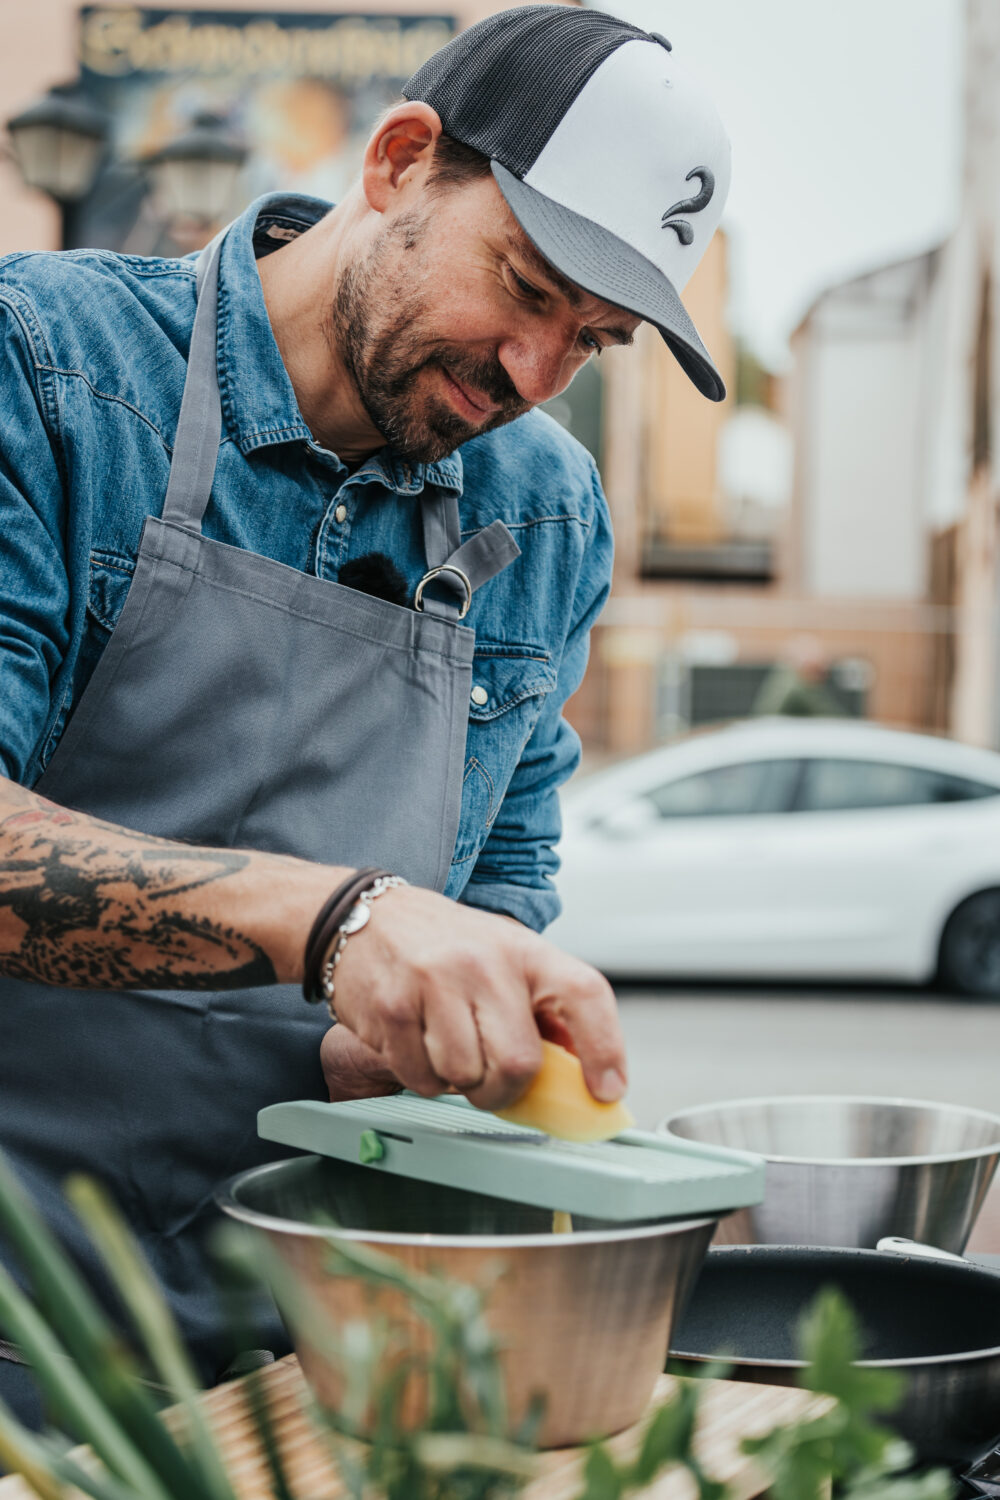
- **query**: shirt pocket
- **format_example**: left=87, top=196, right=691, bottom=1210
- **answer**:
left=87, top=549, right=137, bottom=635
left=451, top=644, right=557, bottom=866
left=76, top=549, right=137, bottom=695
left=38, top=551, right=137, bottom=772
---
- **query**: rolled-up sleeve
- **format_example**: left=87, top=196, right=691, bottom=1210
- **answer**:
left=460, top=464, right=613, bottom=932
left=0, top=292, right=70, bottom=783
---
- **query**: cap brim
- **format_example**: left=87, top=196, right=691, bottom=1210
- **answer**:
left=492, top=162, right=726, bottom=402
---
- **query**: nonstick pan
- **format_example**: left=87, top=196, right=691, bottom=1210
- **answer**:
left=668, top=1241, right=1000, bottom=1467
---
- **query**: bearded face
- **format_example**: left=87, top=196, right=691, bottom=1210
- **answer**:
left=329, top=209, right=531, bottom=465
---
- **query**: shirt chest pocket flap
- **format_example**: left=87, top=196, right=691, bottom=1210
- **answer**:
left=453, top=645, right=558, bottom=864
left=87, top=550, right=137, bottom=636
left=39, top=551, right=138, bottom=772
left=74, top=550, right=137, bottom=697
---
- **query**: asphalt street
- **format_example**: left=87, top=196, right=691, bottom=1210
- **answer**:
left=615, top=983, right=1000, bottom=1129
left=615, top=981, right=1000, bottom=1252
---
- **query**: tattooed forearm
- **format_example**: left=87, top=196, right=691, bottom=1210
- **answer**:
left=0, top=785, right=281, bottom=990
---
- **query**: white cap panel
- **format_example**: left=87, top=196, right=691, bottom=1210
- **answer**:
left=522, top=39, right=731, bottom=294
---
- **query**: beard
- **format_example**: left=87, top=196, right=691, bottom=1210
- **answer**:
left=329, top=212, right=530, bottom=465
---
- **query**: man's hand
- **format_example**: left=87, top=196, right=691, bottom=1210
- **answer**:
left=324, top=887, right=625, bottom=1112
left=321, top=1025, right=403, bottom=1102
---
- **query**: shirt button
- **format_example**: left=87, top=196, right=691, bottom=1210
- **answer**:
left=470, top=685, right=488, bottom=707
left=334, top=504, right=347, bottom=523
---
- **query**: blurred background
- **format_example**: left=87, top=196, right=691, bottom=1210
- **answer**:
left=2, top=0, right=979, bottom=758
left=8, top=0, right=1000, bottom=1235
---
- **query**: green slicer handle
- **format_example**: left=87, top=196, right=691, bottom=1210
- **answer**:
left=257, top=1095, right=766, bottom=1224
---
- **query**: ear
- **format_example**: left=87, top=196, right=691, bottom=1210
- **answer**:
left=362, top=101, right=443, bottom=212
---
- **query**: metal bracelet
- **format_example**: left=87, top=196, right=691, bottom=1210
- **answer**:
left=320, top=874, right=408, bottom=1019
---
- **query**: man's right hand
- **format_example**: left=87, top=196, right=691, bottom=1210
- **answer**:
left=322, top=885, right=626, bottom=1112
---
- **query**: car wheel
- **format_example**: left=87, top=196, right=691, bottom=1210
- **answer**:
left=939, top=889, right=1000, bottom=998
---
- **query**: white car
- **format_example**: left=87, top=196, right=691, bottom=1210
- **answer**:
left=548, top=719, right=1000, bottom=995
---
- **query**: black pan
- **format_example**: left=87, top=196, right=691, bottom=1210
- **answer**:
left=668, top=1244, right=1000, bottom=1470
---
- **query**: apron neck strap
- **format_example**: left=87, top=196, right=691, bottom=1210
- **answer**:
left=418, top=492, right=520, bottom=621
left=420, top=489, right=462, bottom=569
left=160, top=229, right=228, bottom=532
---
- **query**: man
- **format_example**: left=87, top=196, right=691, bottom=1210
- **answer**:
left=0, top=5, right=730, bottom=1414
left=752, top=636, right=849, bottom=718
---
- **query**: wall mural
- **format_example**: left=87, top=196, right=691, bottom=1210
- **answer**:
left=73, top=6, right=456, bottom=250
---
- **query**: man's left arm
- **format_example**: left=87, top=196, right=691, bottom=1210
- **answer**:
left=460, top=465, right=614, bottom=932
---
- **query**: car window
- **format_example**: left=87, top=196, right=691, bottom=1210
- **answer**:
left=646, top=759, right=801, bottom=818
left=796, top=759, right=1000, bottom=813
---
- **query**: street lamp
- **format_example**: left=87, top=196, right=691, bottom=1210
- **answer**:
left=6, top=82, right=108, bottom=207
left=5, top=91, right=247, bottom=250
left=144, top=112, right=247, bottom=226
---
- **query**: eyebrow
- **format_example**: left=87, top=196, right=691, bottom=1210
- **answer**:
left=504, top=233, right=636, bottom=347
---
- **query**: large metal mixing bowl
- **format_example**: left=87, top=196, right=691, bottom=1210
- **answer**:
left=660, top=1095, right=1000, bottom=1252
left=217, top=1154, right=716, bottom=1448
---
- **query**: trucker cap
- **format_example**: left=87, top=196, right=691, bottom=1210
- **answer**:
left=404, top=4, right=731, bottom=401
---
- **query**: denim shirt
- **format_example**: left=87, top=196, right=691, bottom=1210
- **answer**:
left=0, top=193, right=613, bottom=931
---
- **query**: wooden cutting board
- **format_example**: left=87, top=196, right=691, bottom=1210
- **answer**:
left=0, top=1355, right=833, bottom=1500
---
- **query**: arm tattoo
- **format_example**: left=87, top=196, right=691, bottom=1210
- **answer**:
left=0, top=791, right=277, bottom=990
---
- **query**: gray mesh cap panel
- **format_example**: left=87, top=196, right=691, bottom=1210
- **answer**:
left=403, top=5, right=648, bottom=179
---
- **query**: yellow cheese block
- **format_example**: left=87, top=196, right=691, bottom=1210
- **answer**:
left=496, top=1040, right=635, bottom=1143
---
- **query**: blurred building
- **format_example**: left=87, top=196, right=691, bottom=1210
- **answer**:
left=781, top=0, right=1000, bottom=758
left=778, top=251, right=949, bottom=743
left=7, top=0, right=957, bottom=762
left=745, top=0, right=1000, bottom=759
left=788, top=252, right=942, bottom=605
left=925, top=0, right=1000, bottom=750
left=0, top=0, right=575, bottom=258
left=571, top=0, right=1000, bottom=761
left=568, top=228, right=921, bottom=757
left=785, top=0, right=1000, bottom=758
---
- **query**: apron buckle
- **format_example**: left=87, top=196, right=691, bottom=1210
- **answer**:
left=413, top=564, right=472, bottom=619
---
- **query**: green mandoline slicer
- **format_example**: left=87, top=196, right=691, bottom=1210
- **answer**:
left=257, top=1093, right=765, bottom=1223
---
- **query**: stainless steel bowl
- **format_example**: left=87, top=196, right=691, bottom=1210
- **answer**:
left=217, top=1154, right=716, bottom=1448
left=660, top=1095, right=1000, bottom=1252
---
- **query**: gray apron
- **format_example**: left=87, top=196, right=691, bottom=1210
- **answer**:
left=0, top=227, right=518, bottom=1408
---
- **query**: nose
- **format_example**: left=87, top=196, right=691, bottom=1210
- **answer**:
left=497, top=327, right=583, bottom=407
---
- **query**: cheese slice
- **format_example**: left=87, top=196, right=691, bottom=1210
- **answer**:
left=497, top=1040, right=635, bottom=1143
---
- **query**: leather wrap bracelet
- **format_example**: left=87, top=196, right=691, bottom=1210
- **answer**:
left=318, top=874, right=408, bottom=1018
left=302, top=868, right=388, bottom=1004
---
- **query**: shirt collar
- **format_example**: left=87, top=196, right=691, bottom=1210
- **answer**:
left=213, top=192, right=463, bottom=497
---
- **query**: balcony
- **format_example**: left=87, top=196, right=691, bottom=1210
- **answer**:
left=640, top=536, right=775, bottom=583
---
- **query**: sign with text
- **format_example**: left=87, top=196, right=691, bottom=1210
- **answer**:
left=74, top=7, right=455, bottom=247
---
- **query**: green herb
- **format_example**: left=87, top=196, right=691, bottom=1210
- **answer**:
left=741, top=1289, right=954, bottom=1500
left=0, top=1154, right=959, bottom=1500
left=573, top=1380, right=727, bottom=1500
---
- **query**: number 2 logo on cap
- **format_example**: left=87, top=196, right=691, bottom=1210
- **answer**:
left=662, top=167, right=715, bottom=245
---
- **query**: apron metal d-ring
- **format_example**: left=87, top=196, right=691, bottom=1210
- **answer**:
left=413, top=564, right=472, bottom=619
